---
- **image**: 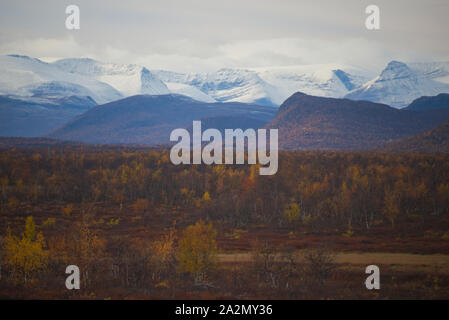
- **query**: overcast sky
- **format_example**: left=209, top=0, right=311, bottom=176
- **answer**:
left=0, top=0, right=448, bottom=73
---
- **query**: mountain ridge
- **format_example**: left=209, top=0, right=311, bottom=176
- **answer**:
left=47, top=94, right=277, bottom=145
left=266, top=92, right=449, bottom=150
left=0, top=94, right=96, bottom=137
left=2, top=54, right=449, bottom=108
left=381, top=119, right=449, bottom=153
left=404, top=93, right=449, bottom=111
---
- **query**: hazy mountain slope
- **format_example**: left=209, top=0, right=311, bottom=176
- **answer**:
left=382, top=119, right=449, bottom=153
left=185, top=115, right=269, bottom=138
left=0, top=95, right=96, bottom=137
left=266, top=92, right=449, bottom=150
left=404, top=93, right=449, bottom=111
left=48, top=94, right=276, bottom=144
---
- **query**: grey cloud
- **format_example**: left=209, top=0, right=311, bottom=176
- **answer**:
left=0, top=0, right=448, bottom=72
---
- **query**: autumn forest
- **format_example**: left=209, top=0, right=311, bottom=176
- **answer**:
left=1, top=145, right=449, bottom=299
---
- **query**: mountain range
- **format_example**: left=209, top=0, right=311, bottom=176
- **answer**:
left=0, top=55, right=121, bottom=104
left=2, top=54, right=449, bottom=109
left=152, top=64, right=370, bottom=106
left=1, top=54, right=449, bottom=151
left=42, top=92, right=449, bottom=149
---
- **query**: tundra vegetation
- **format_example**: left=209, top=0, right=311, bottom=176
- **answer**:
left=0, top=145, right=449, bottom=299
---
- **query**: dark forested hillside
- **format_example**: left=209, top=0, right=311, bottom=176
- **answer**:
left=404, top=93, right=449, bottom=111
left=382, top=119, right=449, bottom=153
left=266, top=92, right=449, bottom=150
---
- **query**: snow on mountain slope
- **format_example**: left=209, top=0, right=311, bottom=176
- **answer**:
left=165, top=82, right=216, bottom=102
left=4, top=54, right=449, bottom=109
left=154, top=65, right=371, bottom=106
left=154, top=68, right=279, bottom=106
left=251, top=64, right=371, bottom=104
left=0, top=55, right=123, bottom=104
left=408, top=62, right=449, bottom=84
left=52, top=58, right=170, bottom=96
left=156, top=62, right=449, bottom=108
left=345, top=61, right=449, bottom=108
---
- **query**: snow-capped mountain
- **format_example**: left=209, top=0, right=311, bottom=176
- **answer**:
left=153, top=68, right=279, bottom=106
left=345, top=61, right=449, bottom=108
left=2, top=54, right=449, bottom=109
left=408, top=61, right=449, bottom=83
left=164, top=82, right=216, bottom=103
left=0, top=55, right=123, bottom=104
left=251, top=64, right=371, bottom=105
left=153, top=65, right=371, bottom=106
left=0, top=55, right=217, bottom=104
left=53, top=58, right=170, bottom=97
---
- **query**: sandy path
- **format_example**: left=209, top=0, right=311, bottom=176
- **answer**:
left=218, top=252, right=449, bottom=269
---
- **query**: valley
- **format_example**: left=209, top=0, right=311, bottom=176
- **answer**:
left=1, top=54, right=449, bottom=300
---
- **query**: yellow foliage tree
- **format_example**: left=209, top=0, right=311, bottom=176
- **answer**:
left=202, top=192, right=211, bottom=202
left=384, top=192, right=400, bottom=228
left=283, top=199, right=301, bottom=224
left=151, top=229, right=176, bottom=284
left=62, top=204, right=73, bottom=217
left=72, top=215, right=105, bottom=287
left=3, top=216, right=48, bottom=283
left=177, top=220, right=217, bottom=284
